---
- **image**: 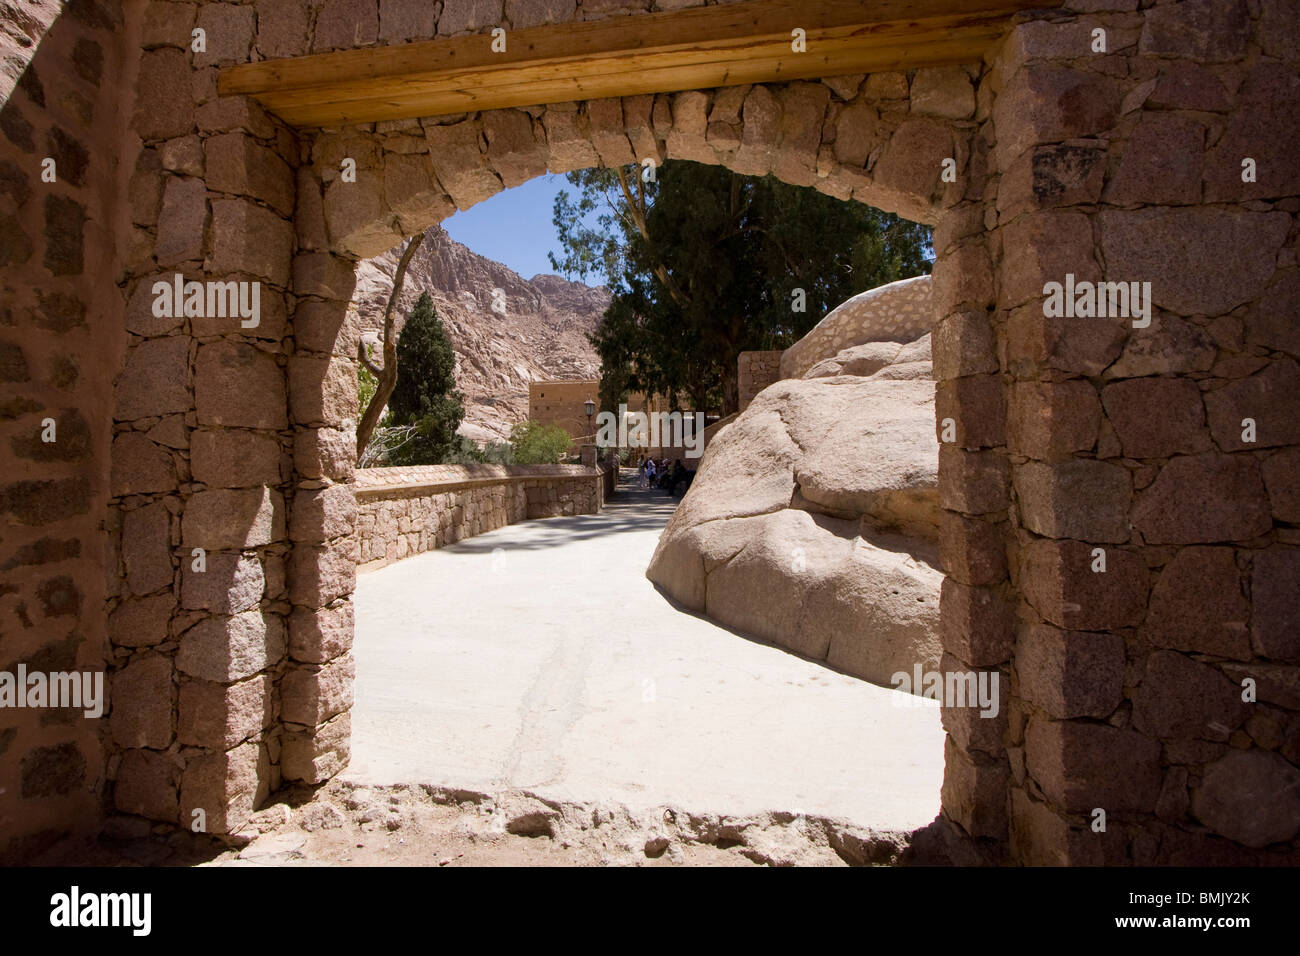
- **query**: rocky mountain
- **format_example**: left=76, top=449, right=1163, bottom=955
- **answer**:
left=349, top=225, right=608, bottom=443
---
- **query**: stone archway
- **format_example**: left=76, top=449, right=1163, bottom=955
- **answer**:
left=283, top=71, right=974, bottom=784
left=1, top=0, right=1295, bottom=865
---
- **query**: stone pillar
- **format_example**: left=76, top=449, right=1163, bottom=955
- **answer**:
left=580, top=443, right=597, bottom=468
left=111, top=8, right=299, bottom=833
left=986, top=3, right=1300, bottom=864
left=283, top=160, right=360, bottom=786
left=931, top=62, right=1011, bottom=855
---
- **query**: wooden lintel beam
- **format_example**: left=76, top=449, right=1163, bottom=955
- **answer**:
left=220, top=0, right=1031, bottom=128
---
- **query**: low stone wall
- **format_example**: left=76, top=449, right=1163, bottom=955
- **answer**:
left=355, top=464, right=604, bottom=570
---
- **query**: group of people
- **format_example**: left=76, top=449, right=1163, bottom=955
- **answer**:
left=635, top=454, right=694, bottom=497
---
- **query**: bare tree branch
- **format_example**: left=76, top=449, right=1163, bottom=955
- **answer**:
left=615, top=164, right=692, bottom=312
left=355, top=231, right=426, bottom=463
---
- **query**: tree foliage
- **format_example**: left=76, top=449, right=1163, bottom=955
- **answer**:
left=551, top=160, right=932, bottom=414
left=509, top=420, right=572, bottom=464
left=385, top=291, right=465, bottom=465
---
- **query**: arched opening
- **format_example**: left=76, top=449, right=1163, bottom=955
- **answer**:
left=334, top=160, right=946, bottom=843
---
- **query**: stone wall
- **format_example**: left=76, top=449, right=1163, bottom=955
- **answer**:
left=934, top=2, right=1300, bottom=865
left=779, top=275, right=934, bottom=379
left=528, top=379, right=600, bottom=440
left=0, top=0, right=1292, bottom=865
left=0, top=1, right=130, bottom=863
left=355, top=464, right=605, bottom=570
left=737, top=350, right=783, bottom=412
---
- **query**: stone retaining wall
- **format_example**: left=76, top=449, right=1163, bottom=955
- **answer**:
left=355, top=464, right=604, bottom=570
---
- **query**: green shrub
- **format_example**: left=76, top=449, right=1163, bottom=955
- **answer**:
left=509, top=421, right=572, bottom=464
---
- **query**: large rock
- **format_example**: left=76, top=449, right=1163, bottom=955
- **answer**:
left=647, top=373, right=941, bottom=689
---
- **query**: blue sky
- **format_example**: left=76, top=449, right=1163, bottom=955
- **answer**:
left=443, top=173, right=598, bottom=281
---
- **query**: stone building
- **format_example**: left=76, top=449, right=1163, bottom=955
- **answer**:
left=528, top=378, right=601, bottom=439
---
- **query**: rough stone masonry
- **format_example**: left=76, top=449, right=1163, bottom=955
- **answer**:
left=0, top=0, right=1295, bottom=866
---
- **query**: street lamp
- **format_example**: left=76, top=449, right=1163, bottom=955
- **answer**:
left=584, top=396, right=595, bottom=432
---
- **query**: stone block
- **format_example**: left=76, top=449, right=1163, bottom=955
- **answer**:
left=940, top=577, right=1013, bottom=666
left=997, top=143, right=1105, bottom=216
left=122, top=501, right=173, bottom=596
left=1098, top=208, right=1289, bottom=318
left=1007, top=380, right=1101, bottom=461
left=193, top=2, right=255, bottom=66
left=289, top=600, right=354, bottom=663
left=111, top=432, right=177, bottom=496
left=931, top=243, right=993, bottom=320
left=1014, top=459, right=1131, bottom=543
left=313, top=0, right=379, bottom=49
left=1104, top=112, right=1204, bottom=206
left=939, top=511, right=1007, bottom=586
left=109, top=654, right=175, bottom=749
left=181, top=551, right=264, bottom=614
left=294, top=427, right=356, bottom=480
left=506, top=0, right=575, bottom=29
left=425, top=119, right=502, bottom=210
left=1262, top=448, right=1300, bottom=524
left=1140, top=0, right=1249, bottom=61
left=936, top=374, right=1003, bottom=449
left=1146, top=547, right=1250, bottom=660
left=115, top=336, right=191, bottom=422
left=324, top=174, right=401, bottom=259
left=1252, top=549, right=1300, bottom=661
left=133, top=49, right=194, bottom=141
left=288, top=541, right=357, bottom=607
left=1132, top=453, right=1272, bottom=545
left=1191, top=749, right=1300, bottom=848
left=1021, top=538, right=1147, bottom=630
left=932, top=311, right=998, bottom=380
left=910, top=67, right=974, bottom=120
left=1100, top=377, right=1209, bottom=459
left=190, top=429, right=282, bottom=488
left=282, top=653, right=355, bottom=725
left=993, top=66, right=1119, bottom=163
left=293, top=253, right=357, bottom=301
left=176, top=610, right=287, bottom=682
left=109, top=594, right=174, bottom=648
left=256, top=0, right=311, bottom=57
left=871, top=118, right=951, bottom=221
left=1015, top=623, right=1124, bottom=720
left=205, top=132, right=295, bottom=216
left=155, top=177, right=208, bottom=265
left=208, top=199, right=294, bottom=285
left=182, top=487, right=284, bottom=550
left=940, top=737, right=1007, bottom=839
left=282, top=710, right=350, bottom=783
left=178, top=740, right=269, bottom=835
left=290, top=484, right=357, bottom=542
left=771, top=83, right=828, bottom=187
left=1204, top=359, right=1300, bottom=453
left=543, top=107, right=601, bottom=172
left=1132, top=650, right=1249, bottom=741
left=1024, top=717, right=1161, bottom=813
left=195, top=342, right=287, bottom=430
left=382, top=151, right=454, bottom=233
left=178, top=674, right=273, bottom=749
left=938, top=446, right=1008, bottom=516
left=586, top=98, right=635, bottom=167
left=288, top=355, right=358, bottom=426
left=114, top=749, right=178, bottom=822
left=438, top=0, right=503, bottom=34
left=483, top=109, right=548, bottom=187
left=730, top=86, right=779, bottom=176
